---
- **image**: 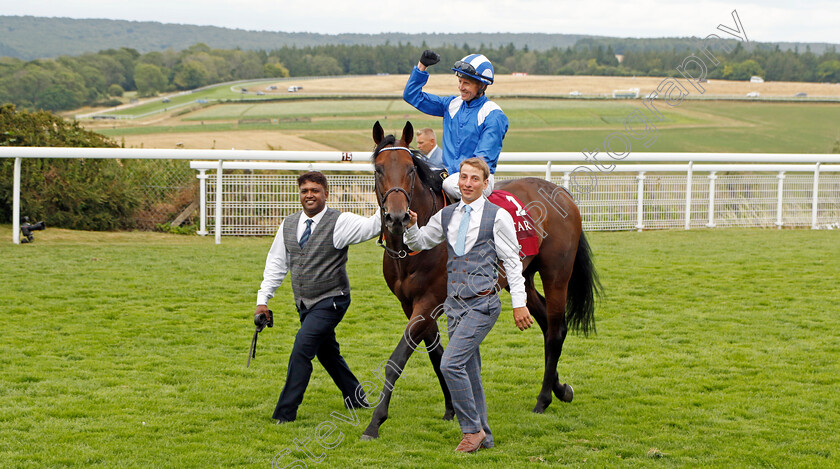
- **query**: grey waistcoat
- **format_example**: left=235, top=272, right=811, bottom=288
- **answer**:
left=283, top=208, right=350, bottom=309
left=440, top=202, right=500, bottom=302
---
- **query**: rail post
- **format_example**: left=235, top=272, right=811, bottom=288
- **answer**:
left=684, top=161, right=693, bottom=230
left=775, top=171, right=785, bottom=229
left=706, top=171, right=717, bottom=228
left=12, top=157, right=21, bottom=244
left=197, top=169, right=208, bottom=236
left=811, top=163, right=820, bottom=229
left=635, top=171, right=646, bottom=231
left=215, top=160, right=223, bottom=244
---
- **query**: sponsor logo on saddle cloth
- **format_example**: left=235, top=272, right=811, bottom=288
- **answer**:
left=487, top=190, right=540, bottom=257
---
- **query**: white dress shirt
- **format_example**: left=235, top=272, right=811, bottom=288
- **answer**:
left=257, top=207, right=381, bottom=305
left=403, top=197, right=527, bottom=308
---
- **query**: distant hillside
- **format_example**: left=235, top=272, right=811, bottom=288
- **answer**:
left=3, top=15, right=837, bottom=61
left=0, top=16, right=590, bottom=60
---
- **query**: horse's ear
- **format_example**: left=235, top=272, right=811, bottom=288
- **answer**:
left=373, top=121, right=384, bottom=145
left=401, top=121, right=414, bottom=146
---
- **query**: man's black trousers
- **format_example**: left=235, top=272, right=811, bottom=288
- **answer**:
left=272, top=294, right=364, bottom=421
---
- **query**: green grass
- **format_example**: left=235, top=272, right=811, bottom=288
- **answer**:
left=107, top=79, right=301, bottom=117
left=1, top=225, right=839, bottom=467
left=181, top=99, right=417, bottom=121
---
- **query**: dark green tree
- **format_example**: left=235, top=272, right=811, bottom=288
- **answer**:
left=0, top=104, right=140, bottom=229
left=173, top=60, right=209, bottom=89
left=134, top=63, right=168, bottom=97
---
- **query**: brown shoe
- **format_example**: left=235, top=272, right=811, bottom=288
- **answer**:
left=455, top=430, right=486, bottom=453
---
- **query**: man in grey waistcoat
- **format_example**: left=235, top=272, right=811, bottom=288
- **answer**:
left=256, top=171, right=380, bottom=423
left=404, top=158, right=533, bottom=452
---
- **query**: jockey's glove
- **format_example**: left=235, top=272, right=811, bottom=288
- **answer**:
left=420, top=50, right=441, bottom=67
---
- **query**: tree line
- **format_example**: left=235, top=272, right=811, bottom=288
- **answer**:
left=1, top=41, right=839, bottom=112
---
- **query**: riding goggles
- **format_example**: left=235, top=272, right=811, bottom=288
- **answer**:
left=452, top=60, right=477, bottom=76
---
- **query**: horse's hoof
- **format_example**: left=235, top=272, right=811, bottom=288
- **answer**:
left=560, top=383, right=574, bottom=403
left=443, top=409, right=455, bottom=421
left=532, top=402, right=548, bottom=414
left=360, top=433, right=378, bottom=441
left=553, top=381, right=574, bottom=403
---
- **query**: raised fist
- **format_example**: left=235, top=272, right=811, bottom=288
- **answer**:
left=420, top=50, right=441, bottom=67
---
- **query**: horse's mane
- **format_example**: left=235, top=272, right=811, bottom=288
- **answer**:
left=371, top=134, right=444, bottom=194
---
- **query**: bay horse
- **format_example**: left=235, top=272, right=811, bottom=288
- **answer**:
left=361, top=121, right=599, bottom=440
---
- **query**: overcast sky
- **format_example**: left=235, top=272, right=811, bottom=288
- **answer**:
left=2, top=0, right=838, bottom=44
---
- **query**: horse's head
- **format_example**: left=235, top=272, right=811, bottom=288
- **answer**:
left=372, top=121, right=417, bottom=235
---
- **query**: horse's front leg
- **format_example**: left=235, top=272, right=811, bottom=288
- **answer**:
left=360, top=333, right=414, bottom=440
left=361, top=301, right=440, bottom=440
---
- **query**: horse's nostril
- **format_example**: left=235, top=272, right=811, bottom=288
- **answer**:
left=402, top=213, right=410, bottom=222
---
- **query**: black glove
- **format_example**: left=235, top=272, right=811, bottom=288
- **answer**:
left=420, top=50, right=440, bottom=67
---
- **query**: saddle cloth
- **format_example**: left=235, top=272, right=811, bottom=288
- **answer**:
left=487, top=190, right=540, bottom=257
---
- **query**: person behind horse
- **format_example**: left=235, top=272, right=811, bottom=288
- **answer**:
left=404, top=158, right=533, bottom=452
left=416, top=127, right=444, bottom=169
left=403, top=50, right=508, bottom=201
left=255, top=171, right=380, bottom=423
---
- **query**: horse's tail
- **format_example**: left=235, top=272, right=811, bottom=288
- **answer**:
left=565, top=230, right=601, bottom=336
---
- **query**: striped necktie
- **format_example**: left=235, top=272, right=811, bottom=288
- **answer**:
left=454, top=205, right=472, bottom=256
left=299, top=219, right=313, bottom=248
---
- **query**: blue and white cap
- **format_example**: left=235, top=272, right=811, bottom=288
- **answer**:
left=452, top=54, right=495, bottom=85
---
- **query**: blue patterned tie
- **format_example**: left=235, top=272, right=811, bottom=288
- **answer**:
left=299, top=219, right=313, bottom=248
left=454, top=205, right=472, bottom=256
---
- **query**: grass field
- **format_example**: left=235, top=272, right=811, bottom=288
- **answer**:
left=96, top=97, right=840, bottom=155
left=92, top=74, right=840, bottom=120
left=80, top=73, right=840, bottom=154
left=1, top=225, right=839, bottom=468
left=104, top=79, right=285, bottom=117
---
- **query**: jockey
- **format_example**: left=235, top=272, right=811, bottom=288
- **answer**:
left=403, top=50, right=509, bottom=200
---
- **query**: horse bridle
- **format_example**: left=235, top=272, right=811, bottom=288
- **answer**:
left=374, top=145, right=419, bottom=259
left=375, top=146, right=416, bottom=209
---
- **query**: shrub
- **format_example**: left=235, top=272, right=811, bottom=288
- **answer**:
left=108, top=84, right=125, bottom=97
left=155, top=222, right=197, bottom=235
left=0, top=104, right=140, bottom=230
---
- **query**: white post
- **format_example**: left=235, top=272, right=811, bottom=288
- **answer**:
left=775, top=171, right=785, bottom=229
left=12, top=157, right=21, bottom=244
left=545, top=161, right=552, bottom=181
left=811, top=162, right=821, bottom=229
left=197, top=169, right=208, bottom=236
left=562, top=171, right=571, bottom=189
left=215, top=160, right=223, bottom=244
left=635, top=171, right=645, bottom=231
left=684, top=161, right=693, bottom=230
left=707, top=171, right=717, bottom=228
